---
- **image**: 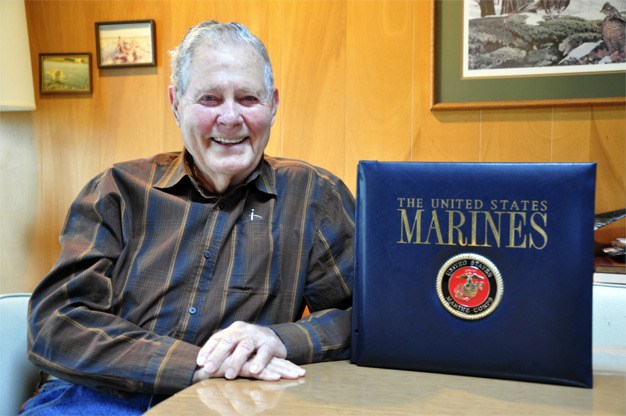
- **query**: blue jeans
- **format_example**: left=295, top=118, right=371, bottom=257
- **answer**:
left=20, top=379, right=165, bottom=415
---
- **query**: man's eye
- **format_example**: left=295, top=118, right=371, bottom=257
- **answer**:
left=199, top=95, right=219, bottom=105
left=241, top=96, right=258, bottom=104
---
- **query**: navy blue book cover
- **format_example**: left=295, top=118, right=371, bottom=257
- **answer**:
left=351, top=162, right=595, bottom=388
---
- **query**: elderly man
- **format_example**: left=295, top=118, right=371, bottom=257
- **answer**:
left=23, top=21, right=354, bottom=415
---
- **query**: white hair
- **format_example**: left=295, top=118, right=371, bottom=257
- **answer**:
left=169, top=21, right=274, bottom=99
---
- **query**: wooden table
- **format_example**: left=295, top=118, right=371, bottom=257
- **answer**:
left=146, top=360, right=625, bottom=415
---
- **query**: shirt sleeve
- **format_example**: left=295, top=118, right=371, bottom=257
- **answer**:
left=27, top=171, right=200, bottom=395
left=270, top=178, right=355, bottom=364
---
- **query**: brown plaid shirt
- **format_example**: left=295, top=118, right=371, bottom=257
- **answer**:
left=28, top=151, right=354, bottom=395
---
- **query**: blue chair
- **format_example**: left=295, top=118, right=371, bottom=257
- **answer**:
left=593, top=281, right=626, bottom=372
left=0, top=293, right=40, bottom=415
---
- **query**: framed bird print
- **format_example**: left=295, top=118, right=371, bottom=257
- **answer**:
left=431, top=0, right=626, bottom=110
left=39, top=53, right=93, bottom=95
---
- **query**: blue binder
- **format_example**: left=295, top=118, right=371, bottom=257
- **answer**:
left=351, top=161, right=595, bottom=388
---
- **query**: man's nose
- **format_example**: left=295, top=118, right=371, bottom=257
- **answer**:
left=217, top=101, right=243, bottom=128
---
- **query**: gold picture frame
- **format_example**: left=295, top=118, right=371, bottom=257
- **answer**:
left=39, top=53, right=92, bottom=95
left=95, top=20, right=156, bottom=68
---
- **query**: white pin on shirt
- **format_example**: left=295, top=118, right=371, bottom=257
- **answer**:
left=250, top=209, right=263, bottom=221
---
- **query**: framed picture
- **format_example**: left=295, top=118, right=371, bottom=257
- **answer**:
left=431, top=0, right=626, bottom=110
left=95, top=20, right=156, bottom=68
left=39, top=53, right=92, bottom=94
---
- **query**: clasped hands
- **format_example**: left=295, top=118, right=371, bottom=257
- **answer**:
left=193, top=321, right=306, bottom=382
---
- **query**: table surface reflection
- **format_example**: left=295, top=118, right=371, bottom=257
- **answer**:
left=146, top=360, right=625, bottom=415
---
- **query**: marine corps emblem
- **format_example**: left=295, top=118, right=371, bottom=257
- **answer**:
left=436, top=253, right=503, bottom=320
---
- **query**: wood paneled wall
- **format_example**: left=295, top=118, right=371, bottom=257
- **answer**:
left=1, top=0, right=624, bottom=293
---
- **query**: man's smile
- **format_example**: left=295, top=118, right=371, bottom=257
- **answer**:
left=211, top=136, right=248, bottom=145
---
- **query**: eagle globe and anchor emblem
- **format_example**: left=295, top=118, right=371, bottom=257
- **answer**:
left=436, top=253, right=503, bottom=320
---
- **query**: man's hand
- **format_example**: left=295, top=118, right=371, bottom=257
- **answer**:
left=195, top=321, right=305, bottom=381
left=192, top=356, right=305, bottom=383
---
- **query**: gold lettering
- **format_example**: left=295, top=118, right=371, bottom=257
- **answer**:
left=432, top=198, right=484, bottom=210
left=529, top=212, right=548, bottom=249
left=397, top=208, right=423, bottom=244
left=396, top=196, right=549, bottom=250
left=483, top=211, right=502, bottom=247
left=425, top=210, right=445, bottom=245
left=507, top=212, right=527, bottom=248
left=448, top=210, right=468, bottom=246
left=397, top=198, right=423, bottom=209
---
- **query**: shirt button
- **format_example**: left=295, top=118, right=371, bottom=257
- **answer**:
left=188, top=307, right=197, bottom=314
left=203, top=250, right=211, bottom=259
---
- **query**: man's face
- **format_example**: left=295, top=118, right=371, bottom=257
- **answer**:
left=169, top=42, right=278, bottom=193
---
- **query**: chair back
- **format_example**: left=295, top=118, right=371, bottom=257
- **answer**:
left=0, top=293, right=40, bottom=415
left=593, top=282, right=626, bottom=372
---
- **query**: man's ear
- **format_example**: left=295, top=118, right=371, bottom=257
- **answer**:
left=271, top=88, right=280, bottom=125
left=168, top=86, right=180, bottom=126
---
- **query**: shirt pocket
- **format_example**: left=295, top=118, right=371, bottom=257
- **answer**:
left=225, top=219, right=283, bottom=295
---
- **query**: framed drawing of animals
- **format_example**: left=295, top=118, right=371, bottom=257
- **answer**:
left=431, top=0, right=626, bottom=110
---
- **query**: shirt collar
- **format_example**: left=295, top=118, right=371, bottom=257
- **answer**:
left=153, top=151, right=191, bottom=190
left=255, top=157, right=277, bottom=196
left=154, top=150, right=277, bottom=197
